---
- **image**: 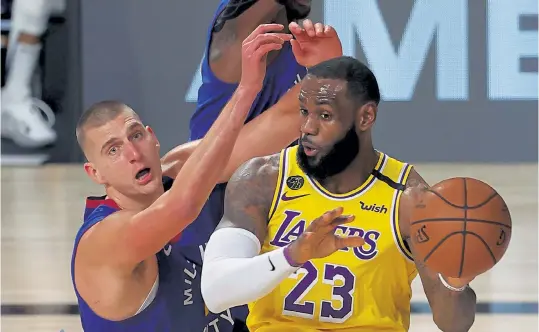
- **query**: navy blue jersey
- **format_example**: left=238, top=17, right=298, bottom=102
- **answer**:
left=71, top=177, right=207, bottom=332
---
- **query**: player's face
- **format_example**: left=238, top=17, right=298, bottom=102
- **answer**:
left=83, top=111, right=163, bottom=197
left=296, top=76, right=360, bottom=180
left=275, top=0, right=311, bottom=20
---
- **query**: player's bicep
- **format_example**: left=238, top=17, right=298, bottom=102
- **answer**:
left=216, top=155, right=280, bottom=244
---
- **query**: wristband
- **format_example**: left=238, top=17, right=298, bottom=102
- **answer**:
left=283, top=245, right=302, bottom=268
left=438, top=273, right=468, bottom=292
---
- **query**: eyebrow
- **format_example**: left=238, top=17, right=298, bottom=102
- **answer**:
left=99, top=122, right=144, bottom=154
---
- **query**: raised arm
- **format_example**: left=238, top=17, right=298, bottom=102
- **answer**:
left=400, top=169, right=477, bottom=332
left=80, top=25, right=292, bottom=269
left=161, top=84, right=301, bottom=180
left=162, top=21, right=343, bottom=181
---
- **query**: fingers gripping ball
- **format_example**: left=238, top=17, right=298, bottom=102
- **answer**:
left=410, top=177, right=512, bottom=279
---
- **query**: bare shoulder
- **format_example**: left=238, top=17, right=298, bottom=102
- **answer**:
left=218, top=153, right=281, bottom=241
left=399, top=167, right=430, bottom=239
left=227, top=153, right=280, bottom=188
left=405, top=167, right=430, bottom=189
left=76, top=209, right=136, bottom=267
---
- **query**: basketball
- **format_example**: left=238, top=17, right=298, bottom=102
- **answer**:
left=409, top=177, right=512, bottom=279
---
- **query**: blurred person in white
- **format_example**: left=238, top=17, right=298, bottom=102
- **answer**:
left=1, top=0, right=65, bottom=148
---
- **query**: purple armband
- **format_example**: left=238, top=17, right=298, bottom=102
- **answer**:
left=283, top=245, right=302, bottom=268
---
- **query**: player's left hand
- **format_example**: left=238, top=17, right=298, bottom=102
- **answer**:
left=289, top=20, right=343, bottom=68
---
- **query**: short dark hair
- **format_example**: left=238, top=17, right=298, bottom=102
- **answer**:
left=76, top=100, right=136, bottom=149
left=307, top=56, right=380, bottom=106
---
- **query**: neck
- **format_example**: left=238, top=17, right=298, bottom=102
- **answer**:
left=105, top=186, right=164, bottom=212
left=320, top=144, right=378, bottom=195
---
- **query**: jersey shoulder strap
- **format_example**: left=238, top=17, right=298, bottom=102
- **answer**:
left=371, top=152, right=413, bottom=191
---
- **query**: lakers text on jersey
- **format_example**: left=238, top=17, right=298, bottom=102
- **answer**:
left=247, top=146, right=418, bottom=332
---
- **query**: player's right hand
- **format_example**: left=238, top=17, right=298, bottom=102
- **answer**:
left=240, top=24, right=293, bottom=91
left=286, top=207, right=365, bottom=266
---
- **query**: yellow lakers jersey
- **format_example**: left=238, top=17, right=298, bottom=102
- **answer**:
left=247, top=146, right=418, bottom=332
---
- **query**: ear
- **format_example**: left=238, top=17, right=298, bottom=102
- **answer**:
left=146, top=126, right=160, bottom=149
left=357, top=102, right=377, bottom=132
left=83, top=162, right=106, bottom=185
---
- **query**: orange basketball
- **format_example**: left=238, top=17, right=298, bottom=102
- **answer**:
left=409, top=177, right=512, bottom=279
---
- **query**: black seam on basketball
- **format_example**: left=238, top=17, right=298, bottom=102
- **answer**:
left=467, top=192, right=499, bottom=209
left=423, top=232, right=463, bottom=263
left=425, top=189, right=463, bottom=208
left=410, top=218, right=511, bottom=229
left=425, top=187, right=499, bottom=210
left=466, top=232, right=498, bottom=265
left=459, top=178, right=468, bottom=278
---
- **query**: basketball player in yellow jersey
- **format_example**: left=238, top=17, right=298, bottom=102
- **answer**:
left=201, top=56, right=480, bottom=332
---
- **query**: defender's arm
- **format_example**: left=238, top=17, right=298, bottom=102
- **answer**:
left=79, top=86, right=260, bottom=269
left=161, top=86, right=301, bottom=181
left=201, top=154, right=300, bottom=313
left=401, top=169, right=477, bottom=332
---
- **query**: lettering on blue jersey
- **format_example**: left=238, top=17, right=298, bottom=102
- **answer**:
left=271, top=210, right=381, bottom=260
left=184, top=262, right=197, bottom=305
left=359, top=201, right=388, bottom=214
left=204, top=308, right=234, bottom=332
left=199, top=244, right=206, bottom=262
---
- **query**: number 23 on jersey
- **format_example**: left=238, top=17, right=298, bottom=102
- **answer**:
left=283, top=261, right=356, bottom=323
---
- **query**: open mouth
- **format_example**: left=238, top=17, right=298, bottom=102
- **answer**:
left=303, top=146, right=318, bottom=157
left=301, top=141, right=319, bottom=157
left=135, top=168, right=151, bottom=181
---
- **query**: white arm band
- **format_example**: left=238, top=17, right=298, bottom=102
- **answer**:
left=201, top=227, right=299, bottom=314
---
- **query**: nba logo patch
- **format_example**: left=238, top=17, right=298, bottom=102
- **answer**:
left=286, top=176, right=304, bottom=190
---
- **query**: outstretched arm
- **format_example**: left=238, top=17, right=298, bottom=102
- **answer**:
left=201, top=154, right=301, bottom=313
left=161, top=85, right=301, bottom=181
left=163, top=20, right=343, bottom=181
left=401, top=169, right=477, bottom=332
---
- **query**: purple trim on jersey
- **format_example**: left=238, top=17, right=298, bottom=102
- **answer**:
left=268, top=149, right=288, bottom=221
left=307, top=154, right=387, bottom=199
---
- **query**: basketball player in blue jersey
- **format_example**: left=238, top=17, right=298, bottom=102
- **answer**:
left=201, top=57, right=479, bottom=332
left=70, top=25, right=296, bottom=332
